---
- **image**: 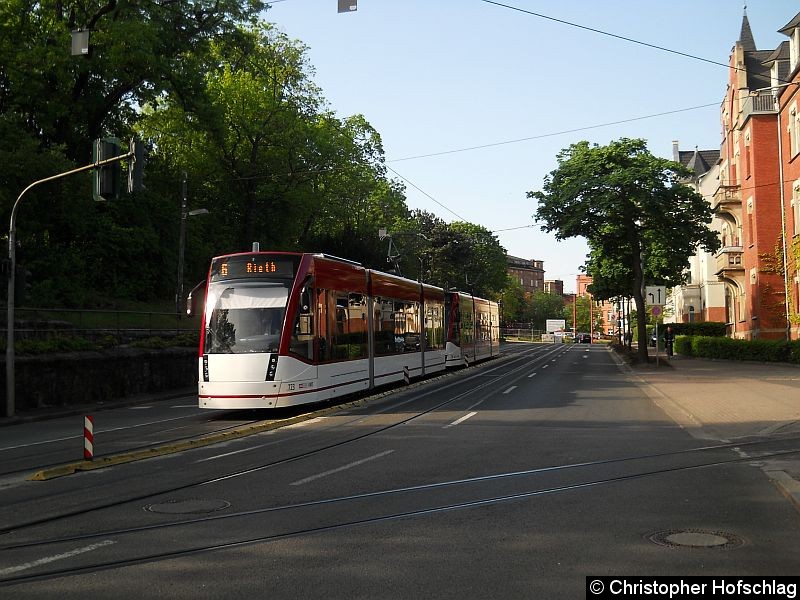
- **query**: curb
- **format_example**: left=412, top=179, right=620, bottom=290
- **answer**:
left=27, top=353, right=519, bottom=482
left=28, top=399, right=364, bottom=481
left=764, top=469, right=800, bottom=514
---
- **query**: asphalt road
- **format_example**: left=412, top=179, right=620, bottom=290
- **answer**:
left=2, top=343, right=799, bottom=598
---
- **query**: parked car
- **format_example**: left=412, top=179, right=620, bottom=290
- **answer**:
left=576, top=333, right=591, bottom=343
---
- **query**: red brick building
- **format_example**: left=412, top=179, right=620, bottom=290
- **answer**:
left=506, top=255, right=545, bottom=295
left=777, top=13, right=800, bottom=339
left=715, top=10, right=796, bottom=339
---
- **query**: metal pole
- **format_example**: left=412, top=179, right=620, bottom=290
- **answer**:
left=6, top=153, right=131, bottom=417
left=176, top=172, right=188, bottom=318
left=774, top=91, right=791, bottom=341
left=655, top=321, right=659, bottom=368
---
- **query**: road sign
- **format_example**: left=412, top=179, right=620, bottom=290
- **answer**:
left=651, top=305, right=662, bottom=317
left=645, top=286, right=666, bottom=306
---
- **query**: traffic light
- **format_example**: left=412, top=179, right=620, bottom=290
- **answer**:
left=128, top=138, right=146, bottom=193
left=92, top=137, right=121, bottom=201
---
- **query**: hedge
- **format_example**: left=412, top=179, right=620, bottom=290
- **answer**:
left=674, top=335, right=800, bottom=364
left=668, top=322, right=727, bottom=337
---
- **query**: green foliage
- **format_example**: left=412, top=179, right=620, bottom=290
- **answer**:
left=669, top=322, right=727, bottom=337
left=410, top=213, right=507, bottom=299
left=676, top=335, right=799, bottom=363
left=1, top=5, right=509, bottom=312
left=13, top=336, right=97, bottom=355
left=529, top=138, right=720, bottom=361
left=130, top=334, right=198, bottom=349
left=564, top=295, right=602, bottom=334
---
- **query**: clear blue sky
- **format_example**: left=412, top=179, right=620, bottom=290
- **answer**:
left=266, top=0, right=797, bottom=293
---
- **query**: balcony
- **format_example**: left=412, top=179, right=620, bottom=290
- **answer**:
left=741, top=90, right=777, bottom=122
left=714, top=247, right=744, bottom=278
left=712, top=184, right=741, bottom=213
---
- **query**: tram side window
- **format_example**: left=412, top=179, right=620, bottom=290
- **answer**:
left=395, top=300, right=421, bottom=353
left=460, top=301, right=474, bottom=346
left=289, top=280, right=314, bottom=360
left=329, top=294, right=348, bottom=359
left=425, top=302, right=444, bottom=350
left=348, top=293, right=368, bottom=359
left=317, top=288, right=330, bottom=361
left=373, top=297, right=395, bottom=355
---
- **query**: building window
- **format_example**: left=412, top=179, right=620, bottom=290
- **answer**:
left=746, top=198, right=754, bottom=246
left=744, top=131, right=751, bottom=179
left=793, top=181, right=800, bottom=236
left=790, top=104, right=800, bottom=158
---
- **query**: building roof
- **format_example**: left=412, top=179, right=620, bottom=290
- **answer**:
left=739, top=10, right=756, bottom=52
left=778, top=12, right=800, bottom=36
left=673, top=143, right=720, bottom=178
left=744, top=50, right=774, bottom=90
left=762, top=41, right=791, bottom=83
left=506, top=255, right=543, bottom=270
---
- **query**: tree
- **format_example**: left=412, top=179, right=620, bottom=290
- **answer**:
left=529, top=138, right=719, bottom=362
left=526, top=291, right=567, bottom=331
left=565, top=295, right=602, bottom=335
left=410, top=213, right=507, bottom=299
left=499, top=276, right=526, bottom=324
left=0, top=0, right=264, bottom=163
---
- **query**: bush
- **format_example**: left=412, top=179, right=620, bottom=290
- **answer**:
left=14, top=336, right=98, bottom=355
left=677, top=335, right=791, bottom=362
left=674, top=335, right=692, bottom=356
left=670, top=322, right=727, bottom=337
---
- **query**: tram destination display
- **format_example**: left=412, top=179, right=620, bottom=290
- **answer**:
left=210, top=254, right=296, bottom=281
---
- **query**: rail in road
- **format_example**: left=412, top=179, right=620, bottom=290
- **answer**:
left=2, top=343, right=800, bottom=595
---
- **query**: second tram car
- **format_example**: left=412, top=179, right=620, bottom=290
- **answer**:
left=191, top=250, right=499, bottom=410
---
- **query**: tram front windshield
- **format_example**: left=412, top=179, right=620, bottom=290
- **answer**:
left=204, top=282, right=289, bottom=354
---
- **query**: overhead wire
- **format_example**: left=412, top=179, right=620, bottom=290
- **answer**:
left=388, top=0, right=771, bottom=229
left=388, top=103, right=719, bottom=163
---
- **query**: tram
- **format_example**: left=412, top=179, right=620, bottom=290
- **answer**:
left=189, top=249, right=499, bottom=410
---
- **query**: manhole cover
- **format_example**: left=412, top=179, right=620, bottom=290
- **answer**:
left=145, top=498, right=231, bottom=514
left=647, top=529, right=744, bottom=550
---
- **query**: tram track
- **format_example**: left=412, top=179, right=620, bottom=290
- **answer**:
left=2, top=434, right=799, bottom=585
left=0, top=344, right=562, bottom=536
left=0, top=413, right=269, bottom=479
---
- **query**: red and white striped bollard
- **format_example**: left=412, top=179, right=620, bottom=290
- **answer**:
left=84, top=415, right=94, bottom=460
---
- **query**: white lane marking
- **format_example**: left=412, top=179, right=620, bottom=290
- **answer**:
left=444, top=412, right=478, bottom=429
left=527, top=372, right=537, bottom=378
left=467, top=399, right=486, bottom=410
left=583, top=355, right=588, bottom=359
left=290, top=450, right=394, bottom=486
left=503, top=386, right=517, bottom=394
left=196, top=444, right=265, bottom=463
left=196, top=418, right=326, bottom=463
left=541, top=364, right=549, bottom=369
left=171, top=404, right=199, bottom=408
left=128, top=406, right=152, bottom=410
left=0, top=411, right=219, bottom=452
left=0, top=540, right=116, bottom=576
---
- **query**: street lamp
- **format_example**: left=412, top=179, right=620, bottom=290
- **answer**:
left=176, top=172, right=209, bottom=317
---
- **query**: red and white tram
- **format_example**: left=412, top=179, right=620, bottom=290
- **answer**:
left=191, top=250, right=499, bottom=410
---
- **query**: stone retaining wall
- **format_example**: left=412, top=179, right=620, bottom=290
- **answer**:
left=0, top=347, right=197, bottom=412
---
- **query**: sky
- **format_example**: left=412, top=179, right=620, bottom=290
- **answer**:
left=264, top=0, right=798, bottom=293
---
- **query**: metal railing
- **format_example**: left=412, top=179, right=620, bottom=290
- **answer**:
left=1, top=307, right=201, bottom=342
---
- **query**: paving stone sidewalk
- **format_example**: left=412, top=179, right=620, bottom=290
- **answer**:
left=613, top=348, right=800, bottom=511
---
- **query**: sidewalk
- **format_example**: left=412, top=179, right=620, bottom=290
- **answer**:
left=614, top=347, right=800, bottom=511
